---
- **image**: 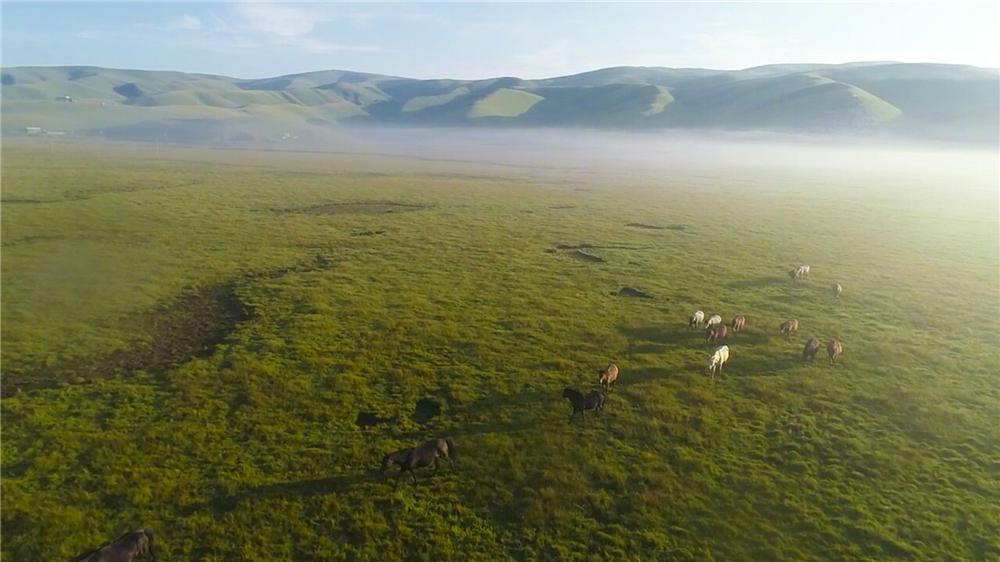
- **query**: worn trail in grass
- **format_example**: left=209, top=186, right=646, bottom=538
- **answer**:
left=2, top=140, right=998, bottom=561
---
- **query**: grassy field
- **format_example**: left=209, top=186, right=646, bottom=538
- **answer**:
left=1, top=139, right=998, bottom=561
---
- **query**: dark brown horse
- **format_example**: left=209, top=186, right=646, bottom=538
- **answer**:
left=707, top=323, right=729, bottom=342
left=562, top=387, right=605, bottom=422
left=827, top=339, right=844, bottom=364
left=802, top=338, right=821, bottom=361
left=70, top=530, right=154, bottom=562
left=381, top=438, right=455, bottom=490
left=730, top=315, right=748, bottom=332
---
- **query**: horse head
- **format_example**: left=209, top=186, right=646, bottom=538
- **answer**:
left=379, top=454, right=395, bottom=472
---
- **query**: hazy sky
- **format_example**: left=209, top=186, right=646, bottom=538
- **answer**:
left=2, top=2, right=997, bottom=79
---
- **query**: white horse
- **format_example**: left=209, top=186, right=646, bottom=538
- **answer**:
left=707, top=345, right=730, bottom=379
left=689, top=310, right=705, bottom=328
left=832, top=283, right=843, bottom=298
left=705, top=314, right=723, bottom=330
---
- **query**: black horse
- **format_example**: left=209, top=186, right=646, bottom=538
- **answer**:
left=381, top=438, right=455, bottom=490
left=69, top=529, right=154, bottom=562
left=562, top=387, right=605, bottom=422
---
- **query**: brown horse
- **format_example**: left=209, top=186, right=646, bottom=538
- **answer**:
left=827, top=339, right=844, bottom=364
left=598, top=362, right=620, bottom=392
left=71, top=530, right=154, bottom=562
left=381, top=438, right=455, bottom=490
left=707, top=323, right=729, bottom=342
left=730, top=315, right=748, bottom=332
left=779, top=319, right=799, bottom=338
left=802, top=338, right=821, bottom=361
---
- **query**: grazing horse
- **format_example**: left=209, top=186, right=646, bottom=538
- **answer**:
left=562, top=387, right=605, bottom=422
left=598, top=362, right=620, bottom=392
left=71, top=530, right=154, bottom=562
left=832, top=283, right=843, bottom=298
left=779, top=319, right=799, bottom=338
left=689, top=310, right=705, bottom=328
left=789, top=265, right=810, bottom=281
left=802, top=338, right=821, bottom=361
left=827, top=339, right=843, bottom=364
left=707, top=323, right=729, bottom=342
left=730, top=315, right=748, bottom=332
left=707, top=345, right=730, bottom=379
left=705, top=314, right=723, bottom=330
left=381, top=438, right=455, bottom=489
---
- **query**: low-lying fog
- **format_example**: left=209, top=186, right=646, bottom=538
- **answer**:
left=315, top=126, right=998, bottom=208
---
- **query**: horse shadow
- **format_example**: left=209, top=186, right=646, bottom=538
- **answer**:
left=731, top=355, right=801, bottom=375
left=618, top=324, right=704, bottom=346
left=210, top=473, right=372, bottom=513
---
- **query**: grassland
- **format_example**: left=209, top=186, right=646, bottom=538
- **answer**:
left=1, top=139, right=998, bottom=561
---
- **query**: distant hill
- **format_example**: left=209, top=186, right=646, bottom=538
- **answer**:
left=2, top=63, right=996, bottom=144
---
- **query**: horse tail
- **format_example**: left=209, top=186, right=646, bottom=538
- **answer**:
left=445, top=437, right=456, bottom=461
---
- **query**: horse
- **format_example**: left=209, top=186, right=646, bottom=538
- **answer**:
left=689, top=310, right=705, bottom=328
left=827, top=339, right=844, bottom=364
left=730, top=315, right=748, bottom=332
left=705, top=314, right=723, bottom=330
left=789, top=265, right=810, bottom=281
left=707, top=345, right=730, bottom=379
left=779, top=319, right=799, bottom=338
left=598, top=362, right=620, bottom=392
left=802, top=338, right=821, bottom=361
left=381, top=438, right=455, bottom=490
left=832, top=283, right=843, bottom=298
left=562, top=387, right=605, bottom=423
left=71, top=530, right=154, bottom=562
left=707, top=323, right=729, bottom=342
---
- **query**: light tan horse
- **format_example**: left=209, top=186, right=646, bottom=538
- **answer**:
left=598, top=362, right=620, bottom=392
left=779, top=319, right=799, bottom=338
left=827, top=339, right=844, bottom=364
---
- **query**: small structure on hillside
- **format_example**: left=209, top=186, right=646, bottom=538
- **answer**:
left=56, top=95, right=74, bottom=102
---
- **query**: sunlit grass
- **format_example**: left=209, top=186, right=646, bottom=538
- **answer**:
left=2, top=140, right=997, bottom=560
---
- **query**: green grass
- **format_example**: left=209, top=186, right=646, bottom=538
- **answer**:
left=466, top=89, right=543, bottom=119
left=1, top=140, right=998, bottom=561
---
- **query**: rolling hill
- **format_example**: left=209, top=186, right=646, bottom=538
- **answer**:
left=2, top=63, right=996, bottom=143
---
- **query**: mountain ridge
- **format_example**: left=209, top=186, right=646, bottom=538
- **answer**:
left=3, top=63, right=996, bottom=144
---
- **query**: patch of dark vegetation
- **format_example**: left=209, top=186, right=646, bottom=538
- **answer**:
left=1, top=235, right=66, bottom=247
left=112, top=82, right=144, bottom=99
left=567, top=250, right=605, bottom=263
left=352, top=229, right=387, bottom=237
left=2, top=283, right=249, bottom=395
left=627, top=222, right=688, bottom=231
left=550, top=205, right=576, bottom=209
left=554, top=243, right=649, bottom=251
left=413, top=398, right=442, bottom=424
left=355, top=411, right=399, bottom=428
left=0, top=198, right=59, bottom=204
left=1, top=73, right=13, bottom=86
left=614, top=287, right=654, bottom=299
left=67, top=68, right=98, bottom=81
left=271, top=201, right=427, bottom=216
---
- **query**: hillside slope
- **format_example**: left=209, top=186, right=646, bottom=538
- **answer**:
left=2, top=63, right=995, bottom=143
